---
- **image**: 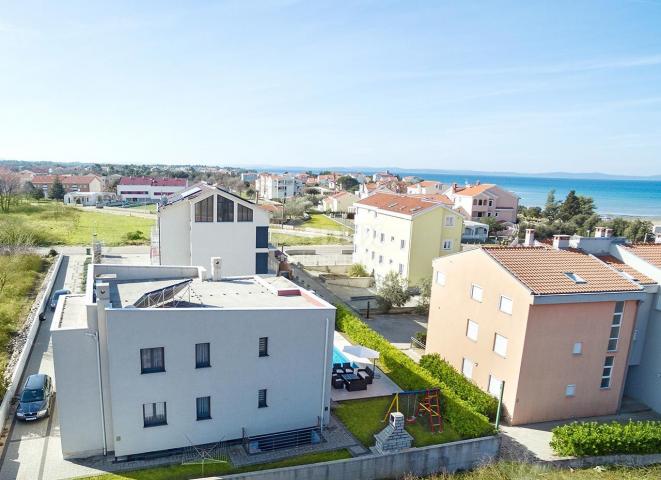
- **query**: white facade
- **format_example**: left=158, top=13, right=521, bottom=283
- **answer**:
left=157, top=185, right=271, bottom=276
left=406, top=181, right=445, bottom=195
left=255, top=174, right=303, bottom=200
left=63, top=191, right=118, bottom=206
left=52, top=264, right=335, bottom=459
left=117, top=178, right=188, bottom=202
left=321, top=191, right=359, bottom=213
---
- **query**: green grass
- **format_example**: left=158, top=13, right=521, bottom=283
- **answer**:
left=0, top=254, right=47, bottom=397
left=78, top=449, right=351, bottom=480
left=271, top=232, right=351, bottom=246
left=125, top=203, right=157, bottom=213
left=0, top=201, right=155, bottom=246
left=302, top=214, right=350, bottom=232
left=333, top=396, right=460, bottom=447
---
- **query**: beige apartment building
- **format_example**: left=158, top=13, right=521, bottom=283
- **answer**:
left=426, top=239, right=645, bottom=425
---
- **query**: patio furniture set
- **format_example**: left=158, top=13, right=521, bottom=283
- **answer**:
left=331, top=363, right=374, bottom=392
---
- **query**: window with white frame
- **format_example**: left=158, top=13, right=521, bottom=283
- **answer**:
left=400, top=239, right=406, bottom=249
left=371, top=251, right=375, bottom=260
left=143, top=402, right=167, bottom=427
left=608, top=301, right=624, bottom=351
left=398, top=263, right=404, bottom=275
left=488, top=375, right=503, bottom=397
left=462, top=358, right=474, bottom=379
left=499, top=296, right=513, bottom=315
left=445, top=216, right=455, bottom=227
left=380, top=233, right=385, bottom=243
left=442, top=239, right=453, bottom=250
left=565, top=384, right=576, bottom=397
left=470, top=284, right=483, bottom=302
left=373, top=230, right=376, bottom=239
left=435, top=271, right=446, bottom=286
left=493, top=334, right=508, bottom=357
left=379, top=255, right=383, bottom=264
left=466, top=319, right=479, bottom=341
left=601, top=356, right=614, bottom=389
left=573, top=342, right=583, bottom=355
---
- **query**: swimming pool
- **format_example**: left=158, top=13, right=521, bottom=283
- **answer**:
left=332, top=346, right=357, bottom=367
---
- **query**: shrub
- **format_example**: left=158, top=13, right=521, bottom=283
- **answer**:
left=414, top=331, right=427, bottom=345
left=122, top=230, right=146, bottom=244
left=348, top=263, right=369, bottom=277
left=335, top=305, right=494, bottom=438
left=414, top=277, right=432, bottom=314
left=551, top=421, right=661, bottom=457
left=420, top=353, right=498, bottom=420
left=376, top=271, right=410, bottom=312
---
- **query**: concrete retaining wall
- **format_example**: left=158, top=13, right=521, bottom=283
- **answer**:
left=548, top=452, right=661, bottom=469
left=320, top=274, right=374, bottom=288
left=205, top=436, right=500, bottom=480
left=0, top=254, right=63, bottom=432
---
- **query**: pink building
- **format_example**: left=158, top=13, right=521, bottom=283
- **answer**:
left=443, top=182, right=519, bottom=223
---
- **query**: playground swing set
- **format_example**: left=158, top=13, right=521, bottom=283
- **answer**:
left=382, top=388, right=443, bottom=433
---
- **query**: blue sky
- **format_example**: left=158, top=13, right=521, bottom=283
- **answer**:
left=1, top=1, right=661, bottom=175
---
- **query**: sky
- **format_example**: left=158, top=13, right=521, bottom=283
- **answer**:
left=1, top=1, right=661, bottom=175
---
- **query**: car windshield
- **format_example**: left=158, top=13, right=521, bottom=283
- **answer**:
left=20, top=388, right=44, bottom=403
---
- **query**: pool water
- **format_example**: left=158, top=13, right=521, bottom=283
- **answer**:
left=332, top=346, right=357, bottom=367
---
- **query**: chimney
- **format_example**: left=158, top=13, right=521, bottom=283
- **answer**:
left=523, top=229, right=536, bottom=247
left=594, top=227, right=606, bottom=238
left=211, top=257, right=222, bottom=281
left=451, top=182, right=457, bottom=192
left=604, top=228, right=613, bottom=238
left=553, top=234, right=570, bottom=250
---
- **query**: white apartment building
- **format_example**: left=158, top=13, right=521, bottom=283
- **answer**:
left=156, top=184, right=271, bottom=276
left=352, top=193, right=463, bottom=286
left=117, top=177, right=188, bottom=202
left=406, top=181, right=445, bottom=195
left=52, top=263, right=335, bottom=459
left=255, top=173, right=303, bottom=200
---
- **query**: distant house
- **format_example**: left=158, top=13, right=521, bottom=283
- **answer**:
left=117, top=177, right=188, bottom=202
left=444, top=182, right=519, bottom=223
left=32, top=174, right=103, bottom=194
left=357, top=182, right=395, bottom=199
left=406, top=180, right=446, bottom=195
left=157, top=183, right=272, bottom=275
left=462, top=220, right=489, bottom=242
left=321, top=191, right=359, bottom=213
left=240, top=172, right=258, bottom=183
left=64, top=191, right=118, bottom=206
left=255, top=173, right=303, bottom=200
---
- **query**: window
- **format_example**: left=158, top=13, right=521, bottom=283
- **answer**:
left=435, top=271, right=446, bottom=286
left=194, top=196, right=213, bottom=222
left=488, top=199, right=493, bottom=206
left=462, top=358, right=474, bottom=379
left=499, top=296, right=513, bottom=315
left=372, top=230, right=376, bottom=239
left=488, top=375, right=503, bottom=397
left=195, top=343, right=210, bottom=368
left=217, top=195, right=234, bottom=222
left=608, top=302, right=624, bottom=351
left=258, top=389, right=268, bottom=408
left=470, top=284, right=483, bottom=302
left=564, top=272, right=587, bottom=284
left=601, top=356, right=614, bottom=389
left=442, top=240, right=453, bottom=250
left=565, top=384, right=576, bottom=397
left=398, top=264, right=404, bottom=275
left=140, top=347, right=165, bottom=374
left=445, top=216, right=455, bottom=227
left=378, top=255, right=383, bottom=264
left=143, top=402, right=167, bottom=427
left=573, top=342, right=583, bottom=355
left=196, top=396, right=211, bottom=420
left=466, top=319, right=479, bottom=341
left=256, top=226, right=269, bottom=248
left=380, top=233, right=385, bottom=243
left=259, top=337, right=269, bottom=357
left=237, top=204, right=253, bottom=222
left=255, top=252, right=268, bottom=274
left=400, top=239, right=405, bottom=249
left=493, top=334, right=508, bottom=357
left=371, top=251, right=375, bottom=260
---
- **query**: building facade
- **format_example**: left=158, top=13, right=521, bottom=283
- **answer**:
left=352, top=193, right=463, bottom=286
left=31, top=174, right=103, bottom=193
left=321, top=191, right=359, bottom=213
left=63, top=191, right=118, bottom=206
left=406, top=181, right=446, bottom=195
left=52, top=263, right=335, bottom=459
left=117, top=177, right=188, bottom=202
left=444, top=182, right=519, bottom=223
left=255, top=174, right=303, bottom=200
left=157, top=184, right=272, bottom=276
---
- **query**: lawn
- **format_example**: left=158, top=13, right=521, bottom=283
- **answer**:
left=333, top=396, right=460, bottom=448
left=0, top=201, right=155, bottom=246
left=0, top=254, right=48, bottom=397
left=302, top=214, right=350, bottom=232
left=78, top=449, right=351, bottom=480
left=271, top=232, right=351, bottom=246
left=126, top=203, right=157, bottom=213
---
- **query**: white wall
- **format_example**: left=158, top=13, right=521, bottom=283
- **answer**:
left=104, top=307, right=334, bottom=457
left=159, top=201, right=191, bottom=266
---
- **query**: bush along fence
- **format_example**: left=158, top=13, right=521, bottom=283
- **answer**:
left=550, top=421, right=661, bottom=457
left=335, top=305, right=494, bottom=439
left=420, top=354, right=498, bottom=421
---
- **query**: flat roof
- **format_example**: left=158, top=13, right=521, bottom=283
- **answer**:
left=107, top=275, right=329, bottom=310
left=59, top=295, right=88, bottom=328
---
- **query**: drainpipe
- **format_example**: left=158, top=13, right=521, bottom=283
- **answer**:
left=85, top=331, right=107, bottom=456
left=320, top=316, right=330, bottom=433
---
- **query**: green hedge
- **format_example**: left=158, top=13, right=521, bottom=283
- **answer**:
left=551, top=421, right=661, bottom=456
left=335, top=305, right=494, bottom=438
left=420, top=353, right=498, bottom=420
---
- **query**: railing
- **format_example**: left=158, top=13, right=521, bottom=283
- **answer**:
left=243, top=426, right=323, bottom=454
left=410, top=336, right=426, bottom=350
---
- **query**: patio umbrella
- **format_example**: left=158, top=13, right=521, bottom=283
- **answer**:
left=343, top=345, right=380, bottom=373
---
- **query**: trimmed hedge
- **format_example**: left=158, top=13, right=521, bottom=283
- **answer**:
left=420, top=353, right=498, bottom=420
left=551, top=421, right=661, bottom=456
left=335, top=305, right=494, bottom=438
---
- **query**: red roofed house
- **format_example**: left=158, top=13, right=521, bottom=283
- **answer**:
left=321, top=191, right=359, bottom=213
left=444, top=181, right=519, bottom=223
left=32, top=175, right=103, bottom=194
left=117, top=177, right=188, bottom=202
left=406, top=180, right=446, bottom=195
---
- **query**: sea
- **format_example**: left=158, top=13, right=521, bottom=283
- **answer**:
left=271, top=168, right=661, bottom=218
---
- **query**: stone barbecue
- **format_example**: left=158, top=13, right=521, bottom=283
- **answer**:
left=373, top=412, right=413, bottom=454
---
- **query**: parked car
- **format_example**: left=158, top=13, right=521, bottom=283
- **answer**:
left=50, top=289, right=71, bottom=311
left=16, top=374, right=54, bottom=421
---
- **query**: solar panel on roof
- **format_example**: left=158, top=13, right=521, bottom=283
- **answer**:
left=179, top=187, right=202, bottom=198
left=132, top=279, right=193, bottom=308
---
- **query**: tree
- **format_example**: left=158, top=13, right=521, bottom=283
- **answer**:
left=348, top=263, right=369, bottom=277
left=337, top=176, right=359, bottom=192
left=577, top=195, right=595, bottom=216
left=543, top=189, right=559, bottom=220
left=624, top=219, right=653, bottom=243
left=415, top=277, right=432, bottom=314
left=49, top=176, right=65, bottom=200
left=483, top=217, right=505, bottom=236
left=282, top=197, right=311, bottom=220
left=376, top=271, right=411, bottom=312
left=558, top=190, right=581, bottom=220
left=0, top=172, right=20, bottom=212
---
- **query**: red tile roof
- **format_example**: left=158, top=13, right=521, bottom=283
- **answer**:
left=622, top=244, right=661, bottom=269
left=32, top=174, right=99, bottom=185
left=483, top=246, right=642, bottom=295
left=119, top=176, right=187, bottom=187
left=455, top=183, right=496, bottom=196
left=355, top=193, right=444, bottom=216
left=595, top=255, right=655, bottom=285
left=409, top=193, right=453, bottom=206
